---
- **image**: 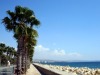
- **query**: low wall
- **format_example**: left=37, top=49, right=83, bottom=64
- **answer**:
left=33, top=63, right=60, bottom=75
left=33, top=63, right=73, bottom=75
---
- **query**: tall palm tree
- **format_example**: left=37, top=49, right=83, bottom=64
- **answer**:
left=23, top=27, right=38, bottom=72
left=2, top=6, right=40, bottom=75
left=27, top=28, right=38, bottom=63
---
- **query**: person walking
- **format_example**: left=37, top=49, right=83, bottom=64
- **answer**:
left=7, top=60, right=10, bottom=67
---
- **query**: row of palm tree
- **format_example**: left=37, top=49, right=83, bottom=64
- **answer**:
left=2, top=6, right=40, bottom=75
left=0, top=43, right=17, bottom=66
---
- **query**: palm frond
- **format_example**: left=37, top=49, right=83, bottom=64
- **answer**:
left=7, top=10, right=16, bottom=21
left=2, top=17, right=13, bottom=31
left=31, top=18, right=40, bottom=27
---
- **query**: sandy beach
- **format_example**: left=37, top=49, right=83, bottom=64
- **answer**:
left=37, top=63, right=100, bottom=75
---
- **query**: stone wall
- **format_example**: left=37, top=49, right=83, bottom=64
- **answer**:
left=33, top=63, right=60, bottom=75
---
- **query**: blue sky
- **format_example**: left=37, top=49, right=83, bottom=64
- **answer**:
left=0, top=0, right=100, bottom=61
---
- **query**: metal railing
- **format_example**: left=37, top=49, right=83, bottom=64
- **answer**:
left=0, top=66, right=15, bottom=75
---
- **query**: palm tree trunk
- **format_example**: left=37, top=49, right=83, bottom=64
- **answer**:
left=17, top=36, right=24, bottom=75
left=21, top=37, right=24, bottom=72
left=0, top=56, right=1, bottom=66
left=25, top=47, right=27, bottom=73
left=17, top=51, right=21, bottom=75
left=27, top=49, right=30, bottom=69
left=22, top=46, right=26, bottom=73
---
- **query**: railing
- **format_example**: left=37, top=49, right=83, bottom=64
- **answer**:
left=0, top=66, right=15, bottom=75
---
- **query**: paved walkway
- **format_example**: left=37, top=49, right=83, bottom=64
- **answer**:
left=34, top=63, right=78, bottom=75
left=26, top=64, right=41, bottom=75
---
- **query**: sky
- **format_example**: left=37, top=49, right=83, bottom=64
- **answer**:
left=0, top=0, right=100, bottom=61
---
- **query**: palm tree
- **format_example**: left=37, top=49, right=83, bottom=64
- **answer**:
left=0, top=43, right=6, bottom=66
left=0, top=43, right=17, bottom=65
left=8, top=47, right=15, bottom=62
left=27, top=28, right=38, bottom=63
left=6, top=46, right=11, bottom=60
left=2, top=6, right=40, bottom=75
left=23, top=27, right=38, bottom=72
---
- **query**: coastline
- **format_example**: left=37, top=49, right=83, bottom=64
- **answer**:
left=36, top=63, right=100, bottom=75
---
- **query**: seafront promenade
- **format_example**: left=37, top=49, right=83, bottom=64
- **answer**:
left=2, top=63, right=100, bottom=75
left=26, top=64, right=41, bottom=75
left=0, top=64, right=78, bottom=75
left=33, top=63, right=100, bottom=75
left=0, top=64, right=41, bottom=75
left=33, top=63, right=77, bottom=75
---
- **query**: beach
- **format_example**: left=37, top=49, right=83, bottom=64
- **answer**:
left=37, top=63, right=100, bottom=75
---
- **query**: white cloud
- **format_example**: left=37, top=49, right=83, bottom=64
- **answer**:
left=34, top=45, right=82, bottom=61
left=53, top=49, right=66, bottom=56
left=35, top=45, right=50, bottom=52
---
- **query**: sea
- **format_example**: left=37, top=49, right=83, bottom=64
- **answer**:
left=40, top=61, right=100, bottom=69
